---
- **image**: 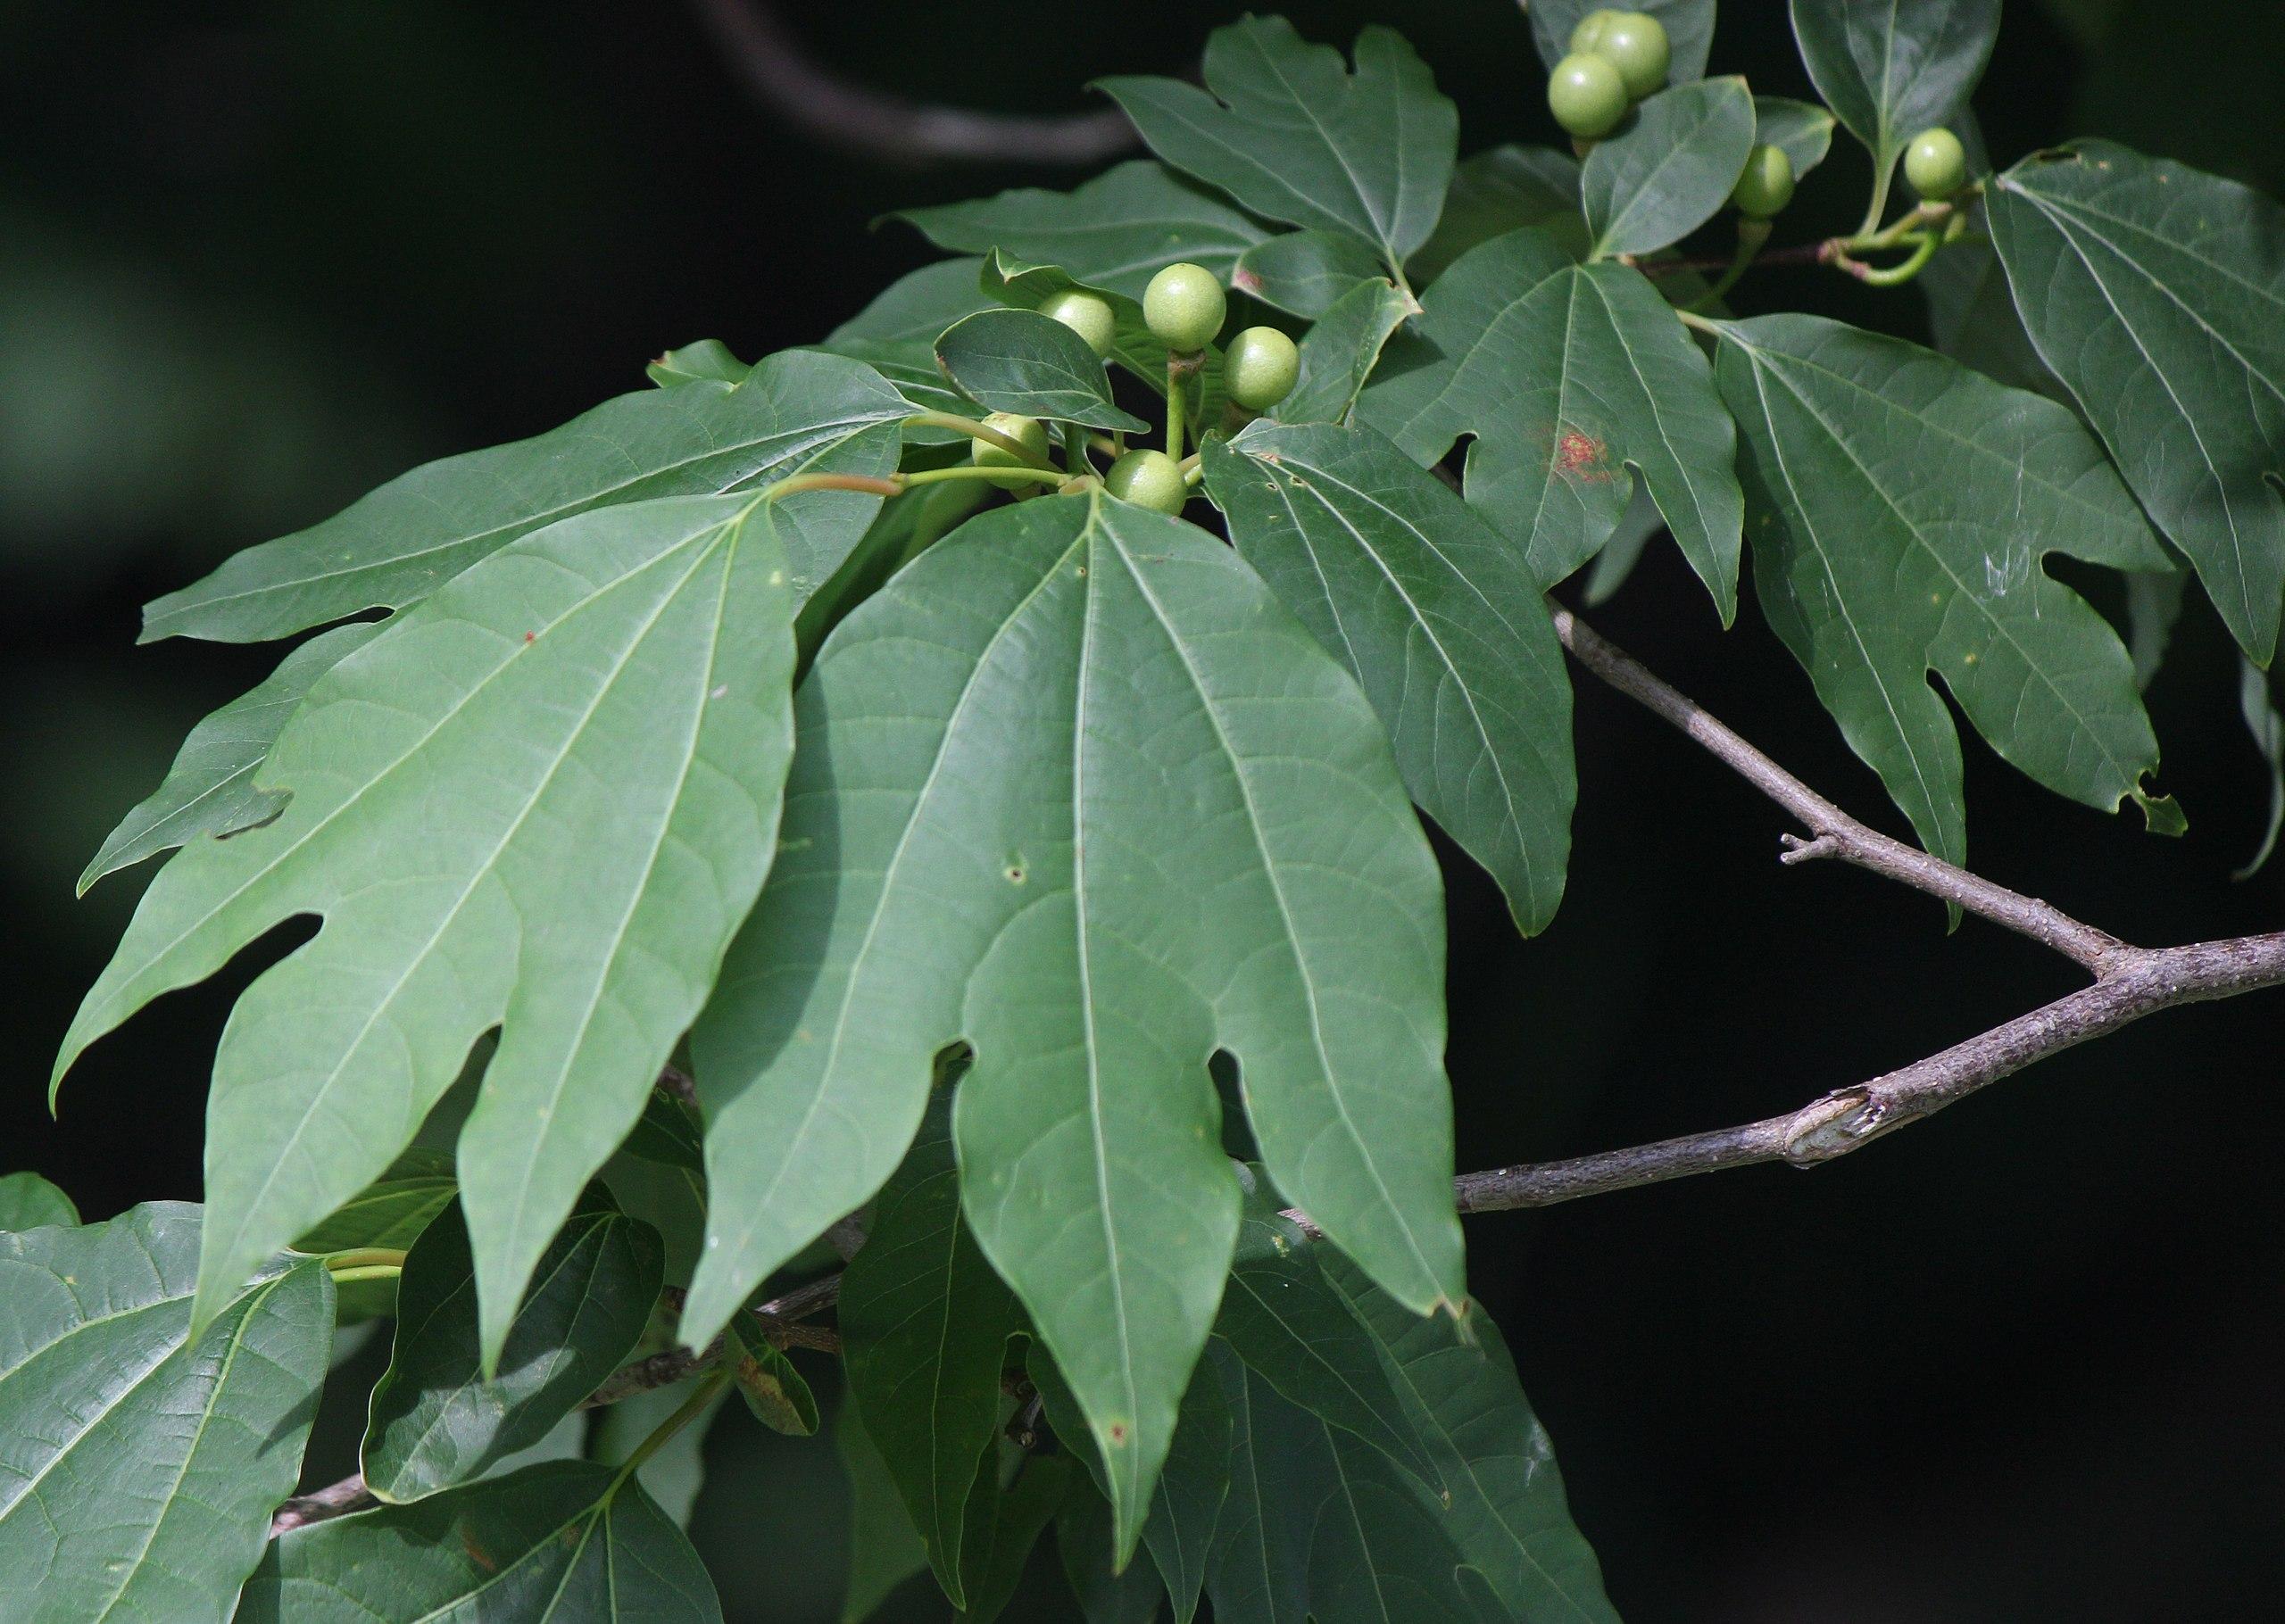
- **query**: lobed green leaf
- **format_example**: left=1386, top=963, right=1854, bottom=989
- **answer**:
left=1583, top=77, right=1757, bottom=261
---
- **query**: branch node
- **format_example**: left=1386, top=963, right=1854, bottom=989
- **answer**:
left=1779, top=833, right=1840, bottom=866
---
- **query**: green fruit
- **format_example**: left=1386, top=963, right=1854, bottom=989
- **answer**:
left=1548, top=53, right=1628, bottom=139
left=1142, top=262, right=1226, bottom=353
left=1225, top=326, right=1300, bottom=411
left=1037, top=288, right=1117, bottom=359
left=1569, top=7, right=1623, bottom=53
left=1904, top=128, right=1969, bottom=200
left=1730, top=143, right=1796, bottom=219
left=969, top=411, right=1051, bottom=491
left=1104, top=448, right=1187, bottom=514
left=1593, top=12, right=1671, bottom=99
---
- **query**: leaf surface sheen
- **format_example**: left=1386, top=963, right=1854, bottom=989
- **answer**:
left=1204, top=421, right=1575, bottom=933
left=1583, top=78, right=1757, bottom=260
left=0, top=1204, right=333, bottom=1624
left=361, top=1190, right=663, bottom=1502
left=1359, top=226, right=1742, bottom=618
left=689, top=493, right=1463, bottom=1554
left=1713, top=313, right=2176, bottom=867
left=1099, top=18, right=1457, bottom=278
left=58, top=492, right=822, bottom=1359
left=241, top=1459, right=722, bottom=1621
left=1988, top=140, right=2285, bottom=663
left=142, top=349, right=910, bottom=645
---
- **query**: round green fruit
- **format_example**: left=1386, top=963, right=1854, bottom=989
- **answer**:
left=1904, top=128, right=1968, bottom=200
left=1225, top=326, right=1300, bottom=411
left=1569, top=8, right=1623, bottom=53
left=1104, top=449, right=1187, bottom=514
left=1593, top=12, right=1671, bottom=99
left=1142, top=262, right=1226, bottom=353
left=1037, top=288, right=1117, bottom=359
left=1730, top=143, right=1796, bottom=219
left=969, top=412, right=1051, bottom=491
left=1549, top=53, right=1628, bottom=139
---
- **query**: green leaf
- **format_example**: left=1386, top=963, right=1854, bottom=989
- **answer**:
left=1528, top=0, right=1716, bottom=83
left=1321, top=1259, right=1617, bottom=1622
left=291, top=1148, right=457, bottom=1255
left=601, top=1092, right=709, bottom=1286
left=1099, top=19, right=1456, bottom=278
left=1037, top=1346, right=1232, bottom=1624
left=0, top=1172, right=78, bottom=1230
left=1754, top=95, right=1838, bottom=179
left=1272, top=280, right=1416, bottom=427
left=1986, top=141, right=2285, bottom=663
left=956, top=1457, right=1072, bottom=1624
left=649, top=338, right=752, bottom=388
left=688, top=493, right=1463, bottom=1555
left=1412, top=146, right=1586, bottom=285
left=142, top=349, right=910, bottom=645
left=1235, top=231, right=1387, bottom=319
left=840, top=1092, right=1023, bottom=1608
left=1359, top=227, right=1743, bottom=619
left=2236, top=659, right=2285, bottom=879
left=1202, top=1341, right=1311, bottom=1624
left=59, top=491, right=818, bottom=1358
left=79, top=622, right=379, bottom=892
left=363, top=1189, right=663, bottom=1501
left=242, top=1460, right=722, bottom=1621
left=1059, top=1473, right=1168, bottom=1623
left=935, top=309, right=1149, bottom=432
left=1712, top=313, right=2176, bottom=868
left=728, top=1319, right=821, bottom=1435
left=1791, top=0, right=1998, bottom=194
left=1583, top=77, right=1757, bottom=260
left=1204, top=421, right=1575, bottom=933
left=0, top=1205, right=333, bottom=1623
left=894, top=162, right=1272, bottom=302
left=1212, top=1177, right=1437, bottom=1487
left=810, top=259, right=997, bottom=435
left=1202, top=1342, right=1475, bottom=1624
left=2128, top=569, right=2189, bottom=693
left=590, top=1376, right=727, bottom=1529
left=977, top=251, right=1235, bottom=430
left=837, top=1402, right=932, bottom=1622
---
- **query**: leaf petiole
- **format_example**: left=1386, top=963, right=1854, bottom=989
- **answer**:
left=610, top=1367, right=732, bottom=1488
left=322, top=1247, right=407, bottom=1275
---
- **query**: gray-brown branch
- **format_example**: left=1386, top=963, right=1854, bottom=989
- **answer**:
left=274, top=608, right=2285, bottom=1538
left=688, top=0, right=1137, bottom=166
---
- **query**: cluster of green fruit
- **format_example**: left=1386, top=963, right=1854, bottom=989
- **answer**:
left=1546, top=10, right=1671, bottom=140
left=969, top=262, right=1301, bottom=514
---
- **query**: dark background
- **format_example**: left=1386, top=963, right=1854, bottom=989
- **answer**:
left=5, top=3, right=2281, bottom=1619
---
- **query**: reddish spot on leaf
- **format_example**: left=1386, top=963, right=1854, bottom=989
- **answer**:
left=1234, top=268, right=1263, bottom=293
left=522, top=632, right=536, bottom=643
left=462, top=1530, right=497, bottom=1572
left=1555, top=428, right=1615, bottom=482
left=1108, top=1422, right=1128, bottom=1445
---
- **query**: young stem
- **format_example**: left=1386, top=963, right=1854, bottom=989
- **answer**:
left=1165, top=355, right=1191, bottom=460
left=1853, top=229, right=1940, bottom=287
left=323, top=1247, right=407, bottom=1275
left=327, top=1265, right=403, bottom=1287
left=611, top=1368, right=732, bottom=1487
left=901, top=410, right=1059, bottom=469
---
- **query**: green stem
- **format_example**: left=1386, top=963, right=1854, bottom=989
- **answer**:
left=324, top=1247, right=407, bottom=1275
left=1857, top=163, right=1894, bottom=238
left=1674, top=307, right=1723, bottom=337
left=761, top=472, right=905, bottom=502
left=611, top=1369, right=731, bottom=1488
left=1165, top=357, right=1189, bottom=460
left=1855, top=230, right=1940, bottom=287
left=901, top=411, right=1058, bottom=469
left=327, top=1265, right=402, bottom=1287
left=1687, top=217, right=1771, bottom=312
left=900, top=464, right=1066, bottom=492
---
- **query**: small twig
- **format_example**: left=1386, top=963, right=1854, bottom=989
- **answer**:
left=1549, top=605, right=2130, bottom=972
left=269, top=1473, right=376, bottom=1537
left=687, top=0, right=1136, bottom=167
